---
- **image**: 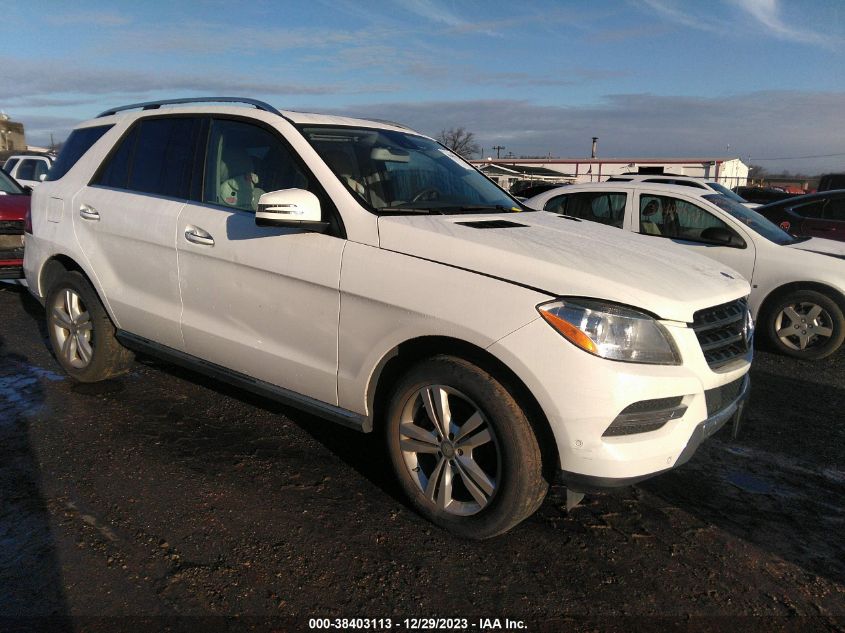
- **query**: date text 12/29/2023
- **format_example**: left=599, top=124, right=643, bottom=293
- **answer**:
left=308, top=617, right=528, bottom=630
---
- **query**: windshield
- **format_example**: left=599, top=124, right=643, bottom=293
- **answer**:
left=299, top=126, right=524, bottom=214
left=0, top=168, right=24, bottom=195
left=706, top=181, right=748, bottom=203
left=703, top=194, right=800, bottom=244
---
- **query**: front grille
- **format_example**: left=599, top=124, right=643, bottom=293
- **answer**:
left=704, top=377, right=745, bottom=416
left=691, top=298, right=750, bottom=369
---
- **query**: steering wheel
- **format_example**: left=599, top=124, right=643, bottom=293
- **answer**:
left=411, top=187, right=442, bottom=203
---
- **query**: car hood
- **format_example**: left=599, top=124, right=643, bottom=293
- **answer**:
left=786, top=236, right=845, bottom=257
left=0, top=193, right=28, bottom=221
left=377, top=212, right=750, bottom=322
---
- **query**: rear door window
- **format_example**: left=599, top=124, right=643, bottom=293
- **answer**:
left=792, top=200, right=826, bottom=219
left=545, top=192, right=626, bottom=228
left=129, top=118, right=201, bottom=199
left=827, top=198, right=845, bottom=221
left=93, top=118, right=201, bottom=199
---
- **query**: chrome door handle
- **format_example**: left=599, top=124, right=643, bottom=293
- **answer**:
left=184, top=227, right=215, bottom=246
left=79, top=205, right=100, bottom=221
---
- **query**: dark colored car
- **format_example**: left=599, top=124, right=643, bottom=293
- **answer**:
left=756, top=189, right=845, bottom=242
left=732, top=186, right=798, bottom=205
left=509, top=182, right=567, bottom=199
left=0, top=169, right=29, bottom=279
left=818, top=173, right=845, bottom=192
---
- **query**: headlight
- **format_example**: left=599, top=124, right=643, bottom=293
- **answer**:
left=537, top=298, right=681, bottom=365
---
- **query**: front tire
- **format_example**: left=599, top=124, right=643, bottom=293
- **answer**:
left=763, top=289, right=844, bottom=360
left=45, top=271, right=134, bottom=382
left=385, top=356, right=548, bottom=539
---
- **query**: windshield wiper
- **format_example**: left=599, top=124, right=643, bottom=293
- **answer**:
left=442, top=204, right=531, bottom=214
left=377, top=207, right=444, bottom=215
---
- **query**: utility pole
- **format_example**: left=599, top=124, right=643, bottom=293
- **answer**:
left=492, top=145, right=505, bottom=159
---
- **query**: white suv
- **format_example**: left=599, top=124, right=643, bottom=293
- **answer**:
left=3, top=154, right=53, bottom=189
left=605, top=174, right=760, bottom=208
left=24, top=98, right=752, bottom=538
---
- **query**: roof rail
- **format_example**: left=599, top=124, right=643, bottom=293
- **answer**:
left=97, top=97, right=284, bottom=118
left=369, top=118, right=413, bottom=131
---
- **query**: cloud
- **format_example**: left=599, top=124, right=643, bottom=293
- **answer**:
left=317, top=91, right=845, bottom=173
left=643, top=0, right=837, bottom=48
left=393, top=0, right=466, bottom=28
left=96, top=23, right=364, bottom=55
left=0, top=62, right=392, bottom=103
left=640, top=0, right=720, bottom=33
left=730, top=0, right=835, bottom=47
left=46, top=10, right=131, bottom=26
left=16, top=86, right=845, bottom=175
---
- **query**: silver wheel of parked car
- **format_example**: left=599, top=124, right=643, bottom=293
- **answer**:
left=386, top=356, right=548, bottom=539
left=49, top=288, right=94, bottom=369
left=45, top=270, right=134, bottom=382
left=764, top=289, right=844, bottom=360
left=774, top=301, right=834, bottom=351
left=398, top=384, right=500, bottom=516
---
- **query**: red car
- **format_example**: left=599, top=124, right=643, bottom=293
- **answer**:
left=0, top=168, right=29, bottom=279
left=756, top=189, right=845, bottom=243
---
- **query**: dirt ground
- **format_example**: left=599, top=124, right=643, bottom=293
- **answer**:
left=0, top=282, right=843, bottom=633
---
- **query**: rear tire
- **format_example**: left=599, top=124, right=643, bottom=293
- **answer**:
left=45, top=271, right=134, bottom=382
left=385, top=355, right=548, bottom=539
left=763, top=289, right=844, bottom=360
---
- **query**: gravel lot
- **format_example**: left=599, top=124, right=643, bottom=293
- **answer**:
left=1, top=282, right=843, bottom=632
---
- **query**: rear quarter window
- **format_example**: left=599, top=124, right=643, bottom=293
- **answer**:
left=46, top=125, right=113, bottom=181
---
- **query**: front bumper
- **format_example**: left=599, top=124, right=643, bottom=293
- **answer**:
left=488, top=315, right=752, bottom=484
left=560, top=374, right=749, bottom=491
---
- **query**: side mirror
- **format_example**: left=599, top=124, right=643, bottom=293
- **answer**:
left=39, top=173, right=47, bottom=182
left=22, top=186, right=33, bottom=196
left=255, top=189, right=329, bottom=233
left=701, top=226, right=745, bottom=248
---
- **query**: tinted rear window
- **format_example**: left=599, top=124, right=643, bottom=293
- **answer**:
left=92, top=117, right=201, bottom=199
left=46, top=125, right=112, bottom=181
left=128, top=118, right=200, bottom=198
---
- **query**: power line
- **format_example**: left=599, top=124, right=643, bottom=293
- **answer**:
left=749, top=151, right=845, bottom=161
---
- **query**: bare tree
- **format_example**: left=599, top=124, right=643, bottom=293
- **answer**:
left=436, top=127, right=481, bottom=159
left=747, top=163, right=767, bottom=177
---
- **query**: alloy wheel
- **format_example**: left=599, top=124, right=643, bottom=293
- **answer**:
left=398, top=385, right=500, bottom=516
left=50, top=288, right=94, bottom=369
left=774, top=301, right=834, bottom=351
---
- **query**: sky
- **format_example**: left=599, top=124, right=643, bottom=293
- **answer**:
left=2, top=0, right=845, bottom=174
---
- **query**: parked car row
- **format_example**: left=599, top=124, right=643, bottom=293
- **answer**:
left=24, top=97, right=757, bottom=538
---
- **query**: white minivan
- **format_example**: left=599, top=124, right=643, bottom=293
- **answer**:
left=526, top=182, right=845, bottom=359
left=25, top=98, right=752, bottom=538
